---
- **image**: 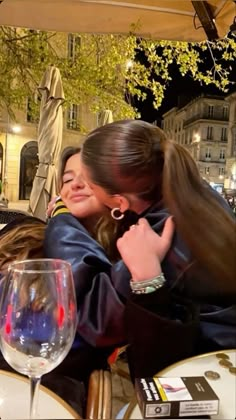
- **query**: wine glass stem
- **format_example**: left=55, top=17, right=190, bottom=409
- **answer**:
left=29, top=376, right=41, bottom=419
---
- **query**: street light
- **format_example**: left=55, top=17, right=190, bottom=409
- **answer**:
left=194, top=133, right=201, bottom=143
left=12, top=125, right=22, bottom=134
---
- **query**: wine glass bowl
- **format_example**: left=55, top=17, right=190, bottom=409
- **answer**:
left=0, top=259, right=77, bottom=418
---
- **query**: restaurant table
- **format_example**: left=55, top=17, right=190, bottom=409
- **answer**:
left=0, top=369, right=80, bottom=419
left=122, top=349, right=236, bottom=420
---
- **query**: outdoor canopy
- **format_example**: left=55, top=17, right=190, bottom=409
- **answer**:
left=0, top=0, right=235, bottom=42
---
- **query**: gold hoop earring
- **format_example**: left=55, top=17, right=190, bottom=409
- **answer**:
left=111, top=207, right=124, bottom=220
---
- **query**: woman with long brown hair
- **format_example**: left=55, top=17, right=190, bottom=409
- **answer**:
left=81, top=120, right=235, bottom=295
left=0, top=145, right=126, bottom=370
left=45, top=119, right=235, bottom=379
left=0, top=145, right=139, bottom=414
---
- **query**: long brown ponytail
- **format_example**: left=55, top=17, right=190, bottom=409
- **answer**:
left=162, top=140, right=236, bottom=291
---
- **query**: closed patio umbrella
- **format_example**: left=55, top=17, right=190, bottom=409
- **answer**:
left=29, top=66, right=64, bottom=221
left=99, top=109, right=113, bottom=126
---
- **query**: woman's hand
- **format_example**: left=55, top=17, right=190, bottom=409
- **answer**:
left=117, top=217, right=174, bottom=282
left=46, top=196, right=60, bottom=218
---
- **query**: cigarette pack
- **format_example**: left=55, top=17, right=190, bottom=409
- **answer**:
left=135, top=376, right=219, bottom=418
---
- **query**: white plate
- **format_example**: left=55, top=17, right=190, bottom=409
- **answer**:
left=0, top=370, right=79, bottom=419
left=124, top=350, right=236, bottom=420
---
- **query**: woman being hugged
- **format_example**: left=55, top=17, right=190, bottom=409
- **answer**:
left=0, top=145, right=129, bottom=408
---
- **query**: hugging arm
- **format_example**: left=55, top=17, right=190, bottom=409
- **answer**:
left=44, top=213, right=131, bottom=347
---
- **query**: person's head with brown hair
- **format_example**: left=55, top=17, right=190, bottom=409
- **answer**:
left=81, top=119, right=235, bottom=289
left=0, top=146, right=122, bottom=273
left=57, top=146, right=122, bottom=260
left=0, top=217, right=46, bottom=272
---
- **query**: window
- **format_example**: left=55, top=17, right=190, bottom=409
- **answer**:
left=219, top=149, right=225, bottom=160
left=68, top=34, right=81, bottom=60
left=205, top=147, right=211, bottom=159
left=190, top=130, right=193, bottom=143
left=27, top=94, right=40, bottom=123
left=207, top=126, right=213, bottom=140
left=221, top=127, right=227, bottom=142
left=205, top=167, right=210, bottom=175
left=233, top=130, right=236, bottom=155
left=208, top=105, right=214, bottom=118
left=67, top=104, right=79, bottom=130
left=19, top=141, right=39, bottom=200
left=219, top=167, right=225, bottom=175
left=222, top=107, right=228, bottom=119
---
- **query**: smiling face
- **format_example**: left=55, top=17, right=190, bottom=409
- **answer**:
left=60, top=152, right=105, bottom=220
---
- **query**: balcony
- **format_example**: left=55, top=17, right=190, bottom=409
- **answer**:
left=183, top=112, right=229, bottom=127
left=199, top=137, right=228, bottom=143
left=198, top=158, right=226, bottom=164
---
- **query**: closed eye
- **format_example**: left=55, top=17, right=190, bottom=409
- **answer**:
left=62, top=178, right=73, bottom=184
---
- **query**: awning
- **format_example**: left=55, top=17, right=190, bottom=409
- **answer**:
left=0, top=1, right=234, bottom=42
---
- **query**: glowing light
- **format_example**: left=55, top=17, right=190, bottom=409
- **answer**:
left=126, top=59, right=133, bottom=70
left=11, top=125, right=21, bottom=134
left=194, top=133, right=201, bottom=143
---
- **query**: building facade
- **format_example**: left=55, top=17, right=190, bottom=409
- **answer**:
left=224, top=91, right=236, bottom=195
left=0, top=101, right=97, bottom=202
left=162, top=94, right=236, bottom=194
left=0, top=33, right=100, bottom=202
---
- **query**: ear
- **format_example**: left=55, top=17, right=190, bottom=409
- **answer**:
left=114, top=194, right=130, bottom=213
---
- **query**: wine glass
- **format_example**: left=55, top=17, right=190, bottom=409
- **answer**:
left=0, top=259, right=77, bottom=419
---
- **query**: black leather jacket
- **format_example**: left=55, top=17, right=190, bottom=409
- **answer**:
left=44, top=191, right=236, bottom=352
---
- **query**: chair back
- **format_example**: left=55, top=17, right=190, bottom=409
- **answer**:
left=86, top=369, right=112, bottom=420
left=0, top=208, right=30, bottom=224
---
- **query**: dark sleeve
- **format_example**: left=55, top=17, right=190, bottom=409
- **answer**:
left=43, top=213, right=131, bottom=347
left=125, top=287, right=199, bottom=378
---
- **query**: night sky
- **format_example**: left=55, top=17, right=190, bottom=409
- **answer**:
left=137, top=58, right=236, bottom=126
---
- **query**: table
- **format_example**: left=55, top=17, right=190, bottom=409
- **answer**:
left=123, top=350, right=236, bottom=419
left=0, top=369, right=80, bottom=419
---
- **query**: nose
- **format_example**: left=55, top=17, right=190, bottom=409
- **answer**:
left=71, top=174, right=85, bottom=189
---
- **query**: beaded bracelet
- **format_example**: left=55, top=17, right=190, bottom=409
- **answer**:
left=130, top=272, right=166, bottom=294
